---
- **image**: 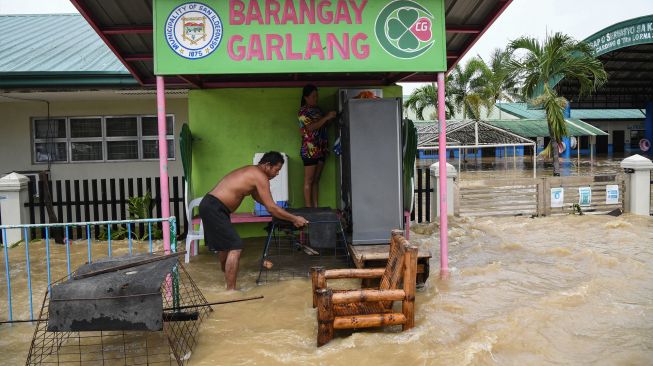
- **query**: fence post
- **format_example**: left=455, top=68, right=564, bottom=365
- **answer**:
left=542, top=177, right=551, bottom=217
left=622, top=173, right=631, bottom=213
left=453, top=178, right=460, bottom=216
left=620, top=154, right=653, bottom=215
left=0, top=173, right=31, bottom=244
left=430, top=162, right=457, bottom=218
left=536, top=178, right=542, bottom=216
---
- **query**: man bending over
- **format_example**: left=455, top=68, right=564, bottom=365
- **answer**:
left=199, top=151, right=308, bottom=290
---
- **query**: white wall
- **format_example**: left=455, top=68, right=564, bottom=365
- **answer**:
left=585, top=119, right=644, bottom=145
left=0, top=94, right=187, bottom=181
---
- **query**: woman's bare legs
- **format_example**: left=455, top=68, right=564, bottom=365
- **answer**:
left=312, top=161, right=325, bottom=208
left=303, top=164, right=317, bottom=207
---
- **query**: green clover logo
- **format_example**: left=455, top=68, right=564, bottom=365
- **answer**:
left=388, top=9, right=420, bottom=50
left=375, top=1, right=435, bottom=59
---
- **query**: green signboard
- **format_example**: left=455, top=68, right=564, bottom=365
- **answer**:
left=154, top=0, right=446, bottom=75
left=585, top=15, right=653, bottom=56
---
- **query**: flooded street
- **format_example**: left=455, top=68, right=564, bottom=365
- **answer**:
left=2, top=213, right=652, bottom=365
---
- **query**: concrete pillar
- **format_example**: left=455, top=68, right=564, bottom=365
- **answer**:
left=645, top=101, right=653, bottom=156
left=430, top=162, right=457, bottom=217
left=0, top=173, right=31, bottom=244
left=620, top=154, right=653, bottom=216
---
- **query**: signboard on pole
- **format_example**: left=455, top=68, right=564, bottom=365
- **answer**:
left=605, top=184, right=619, bottom=205
left=154, top=0, right=447, bottom=74
left=579, top=187, right=592, bottom=206
left=550, top=187, right=564, bottom=208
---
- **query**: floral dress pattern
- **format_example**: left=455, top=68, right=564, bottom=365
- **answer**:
left=298, top=105, right=328, bottom=159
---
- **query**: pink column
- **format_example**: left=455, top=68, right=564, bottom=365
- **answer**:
left=437, top=72, right=449, bottom=275
left=156, top=76, right=171, bottom=254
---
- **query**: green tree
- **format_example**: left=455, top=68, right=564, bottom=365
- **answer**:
left=448, top=58, right=493, bottom=120
left=477, top=47, right=522, bottom=115
left=508, top=32, right=607, bottom=175
left=403, top=57, right=494, bottom=121
left=403, top=82, right=454, bottom=120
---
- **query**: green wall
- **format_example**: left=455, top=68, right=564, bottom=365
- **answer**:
left=189, top=85, right=402, bottom=238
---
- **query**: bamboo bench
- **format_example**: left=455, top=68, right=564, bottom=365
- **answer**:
left=310, top=230, right=418, bottom=347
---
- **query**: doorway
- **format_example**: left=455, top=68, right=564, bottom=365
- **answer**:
left=612, top=130, right=625, bottom=153
left=596, top=134, right=609, bottom=154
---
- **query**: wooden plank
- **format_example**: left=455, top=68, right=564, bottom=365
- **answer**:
left=119, top=178, right=126, bottom=221
left=64, top=180, right=72, bottom=226
left=55, top=181, right=63, bottom=228
left=74, top=179, right=82, bottom=238
left=109, top=179, right=117, bottom=224
left=137, top=177, right=144, bottom=236
left=350, top=244, right=431, bottom=262
left=83, top=180, right=90, bottom=238
left=333, top=313, right=406, bottom=329
left=101, top=179, right=108, bottom=224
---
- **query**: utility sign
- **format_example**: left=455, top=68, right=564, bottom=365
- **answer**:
left=579, top=187, right=592, bottom=206
left=550, top=187, right=564, bottom=208
left=605, top=184, right=619, bottom=205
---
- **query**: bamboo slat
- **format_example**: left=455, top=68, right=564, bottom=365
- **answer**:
left=332, top=289, right=406, bottom=304
left=316, top=288, right=334, bottom=347
left=324, top=268, right=386, bottom=279
left=402, top=246, right=417, bottom=330
left=333, top=313, right=406, bottom=329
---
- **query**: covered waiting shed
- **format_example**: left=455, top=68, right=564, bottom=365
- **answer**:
left=71, top=0, right=515, bottom=274
left=416, top=120, right=537, bottom=177
left=487, top=119, right=609, bottom=164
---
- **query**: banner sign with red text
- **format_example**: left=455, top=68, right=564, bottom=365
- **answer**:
left=153, top=0, right=446, bottom=74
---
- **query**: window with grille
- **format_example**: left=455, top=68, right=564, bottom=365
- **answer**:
left=32, top=115, right=175, bottom=163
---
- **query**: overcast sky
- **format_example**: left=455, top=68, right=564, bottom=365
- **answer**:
left=1, top=0, right=652, bottom=93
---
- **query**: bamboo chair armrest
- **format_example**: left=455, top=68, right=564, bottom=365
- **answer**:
left=331, top=289, right=406, bottom=304
left=324, top=268, right=386, bottom=280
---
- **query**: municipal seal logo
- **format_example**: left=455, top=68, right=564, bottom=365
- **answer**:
left=375, top=0, right=435, bottom=59
left=165, top=2, right=223, bottom=59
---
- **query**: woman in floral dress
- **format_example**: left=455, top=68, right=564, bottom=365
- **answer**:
left=298, top=84, right=336, bottom=207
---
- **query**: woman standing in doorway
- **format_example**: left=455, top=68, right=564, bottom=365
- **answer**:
left=298, top=84, right=336, bottom=207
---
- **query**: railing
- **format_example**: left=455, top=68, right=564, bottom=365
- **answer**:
left=24, top=176, right=187, bottom=240
left=458, top=177, right=539, bottom=217
left=0, top=217, right=177, bottom=323
left=411, top=168, right=432, bottom=223
left=411, top=173, right=625, bottom=220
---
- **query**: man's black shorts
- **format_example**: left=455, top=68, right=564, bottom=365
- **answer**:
left=198, top=194, right=243, bottom=252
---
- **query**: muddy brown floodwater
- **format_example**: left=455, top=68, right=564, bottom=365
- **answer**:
left=1, top=213, right=652, bottom=365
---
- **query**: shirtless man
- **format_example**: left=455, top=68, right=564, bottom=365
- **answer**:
left=199, top=151, right=308, bottom=290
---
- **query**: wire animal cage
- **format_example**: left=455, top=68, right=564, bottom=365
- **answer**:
left=256, top=208, right=352, bottom=284
left=26, top=252, right=212, bottom=366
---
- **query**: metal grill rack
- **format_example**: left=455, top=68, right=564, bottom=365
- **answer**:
left=26, top=253, right=212, bottom=366
left=256, top=209, right=351, bottom=285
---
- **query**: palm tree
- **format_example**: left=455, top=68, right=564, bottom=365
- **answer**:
left=477, top=48, right=522, bottom=116
left=403, top=57, right=494, bottom=121
left=508, top=32, right=607, bottom=176
left=403, top=82, right=455, bottom=120
left=448, top=58, right=493, bottom=121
